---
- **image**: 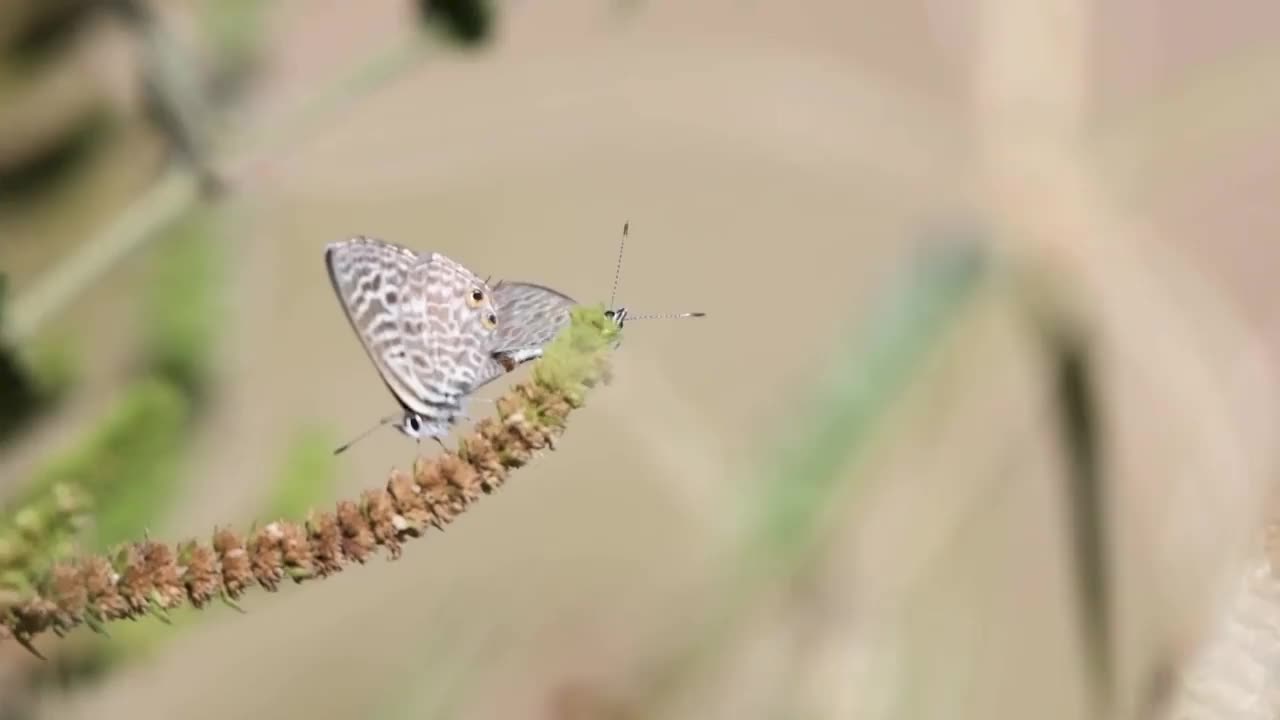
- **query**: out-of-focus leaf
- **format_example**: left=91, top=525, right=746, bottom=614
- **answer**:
left=0, top=378, right=189, bottom=596
left=200, top=0, right=268, bottom=101
left=414, top=0, right=494, bottom=48
left=748, top=232, right=989, bottom=570
left=263, top=426, right=339, bottom=522
left=0, top=274, right=50, bottom=441
left=142, top=206, right=224, bottom=400
left=2, top=0, right=96, bottom=64
left=637, top=230, right=992, bottom=711
left=35, top=379, right=189, bottom=551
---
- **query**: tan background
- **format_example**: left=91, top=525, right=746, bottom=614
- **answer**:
left=2, top=1, right=1280, bottom=718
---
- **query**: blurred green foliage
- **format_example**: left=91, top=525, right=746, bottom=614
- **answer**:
left=263, top=426, right=339, bottom=522
left=26, top=379, right=189, bottom=554
left=634, top=233, right=992, bottom=715
left=0, top=205, right=226, bottom=687
left=140, top=206, right=224, bottom=401
left=52, top=423, right=340, bottom=670
left=0, top=209, right=223, bottom=567
left=0, top=483, right=90, bottom=598
left=0, top=0, right=534, bottom=705
left=0, top=0, right=113, bottom=202
left=748, top=234, right=988, bottom=570
left=2, top=0, right=95, bottom=67
left=0, top=276, right=45, bottom=441
left=0, top=374, right=189, bottom=648
left=1042, top=313, right=1112, bottom=709
left=0, top=277, right=77, bottom=443
left=414, top=0, right=494, bottom=48
left=0, top=109, right=111, bottom=203
left=198, top=0, right=269, bottom=101
left=23, top=334, right=80, bottom=401
left=38, top=211, right=227, bottom=671
left=53, top=429, right=343, bottom=671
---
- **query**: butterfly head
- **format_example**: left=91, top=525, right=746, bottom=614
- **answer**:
left=396, top=411, right=440, bottom=440
left=603, top=224, right=705, bottom=332
left=333, top=409, right=449, bottom=455
left=608, top=308, right=707, bottom=328
left=604, top=307, right=629, bottom=329
left=401, top=412, right=422, bottom=438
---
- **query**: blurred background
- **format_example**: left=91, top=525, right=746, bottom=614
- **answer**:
left=1, top=1, right=1279, bottom=718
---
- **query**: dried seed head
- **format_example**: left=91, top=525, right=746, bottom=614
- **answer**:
left=184, top=545, right=220, bottom=608
left=0, top=307, right=617, bottom=645
left=336, top=501, right=376, bottom=564
left=306, top=511, right=344, bottom=576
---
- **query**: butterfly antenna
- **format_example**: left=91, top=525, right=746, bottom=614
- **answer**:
left=624, top=311, right=708, bottom=321
left=333, top=413, right=399, bottom=455
left=608, top=221, right=628, bottom=311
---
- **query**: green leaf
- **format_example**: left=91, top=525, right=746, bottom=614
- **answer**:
left=263, top=426, right=339, bottom=522
left=634, top=231, right=992, bottom=711
left=142, top=206, right=224, bottom=400
left=749, top=236, right=989, bottom=567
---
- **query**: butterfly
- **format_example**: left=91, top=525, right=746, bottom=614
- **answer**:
left=471, top=222, right=706, bottom=391
left=325, top=236, right=503, bottom=453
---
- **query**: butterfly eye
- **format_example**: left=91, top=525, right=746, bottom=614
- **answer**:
left=404, top=415, right=422, bottom=436
left=467, top=289, right=486, bottom=307
left=482, top=312, right=498, bottom=329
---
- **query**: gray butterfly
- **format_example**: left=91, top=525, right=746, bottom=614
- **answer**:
left=325, top=236, right=502, bottom=453
left=472, top=222, right=705, bottom=390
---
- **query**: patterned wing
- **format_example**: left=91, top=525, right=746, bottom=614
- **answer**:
left=325, top=237, right=451, bottom=417
left=406, top=251, right=500, bottom=398
left=471, top=280, right=578, bottom=390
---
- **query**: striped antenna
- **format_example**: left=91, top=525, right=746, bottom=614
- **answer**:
left=609, top=221, right=628, bottom=311
left=333, top=413, right=399, bottom=455
left=623, top=312, right=707, bottom=321
left=604, top=222, right=706, bottom=329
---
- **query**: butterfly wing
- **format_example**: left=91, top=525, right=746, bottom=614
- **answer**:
left=492, top=281, right=578, bottom=351
left=404, top=250, right=499, bottom=400
left=471, top=280, right=578, bottom=390
left=325, top=237, right=451, bottom=417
